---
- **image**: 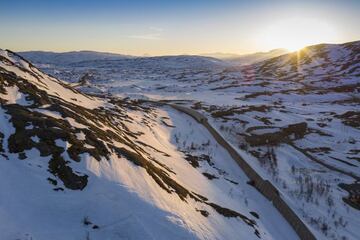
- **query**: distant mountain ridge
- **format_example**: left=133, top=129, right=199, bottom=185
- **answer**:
left=19, top=48, right=289, bottom=67
left=228, top=48, right=289, bottom=65
left=203, top=48, right=289, bottom=65
left=19, top=50, right=229, bottom=68
left=19, top=50, right=134, bottom=65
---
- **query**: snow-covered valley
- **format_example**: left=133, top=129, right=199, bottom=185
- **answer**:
left=0, top=40, right=359, bottom=240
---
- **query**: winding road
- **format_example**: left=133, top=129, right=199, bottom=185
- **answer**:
left=147, top=101, right=317, bottom=240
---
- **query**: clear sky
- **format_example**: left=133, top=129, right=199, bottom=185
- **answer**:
left=0, top=0, right=359, bottom=56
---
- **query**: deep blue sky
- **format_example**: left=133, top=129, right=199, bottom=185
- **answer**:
left=1, top=0, right=359, bottom=55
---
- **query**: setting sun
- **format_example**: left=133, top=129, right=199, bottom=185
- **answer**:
left=258, top=18, right=339, bottom=51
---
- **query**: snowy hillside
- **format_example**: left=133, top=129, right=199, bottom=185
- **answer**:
left=28, top=40, right=360, bottom=240
left=0, top=49, right=300, bottom=239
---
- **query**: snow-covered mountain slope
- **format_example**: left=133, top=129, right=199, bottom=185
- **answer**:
left=249, top=41, right=360, bottom=87
left=19, top=50, right=133, bottom=65
left=0, top=49, right=300, bottom=239
left=32, top=40, right=360, bottom=240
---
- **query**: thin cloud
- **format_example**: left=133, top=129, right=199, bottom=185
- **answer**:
left=149, top=26, right=164, bottom=32
left=128, top=27, right=164, bottom=40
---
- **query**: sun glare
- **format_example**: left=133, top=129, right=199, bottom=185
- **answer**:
left=258, top=18, right=339, bottom=51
